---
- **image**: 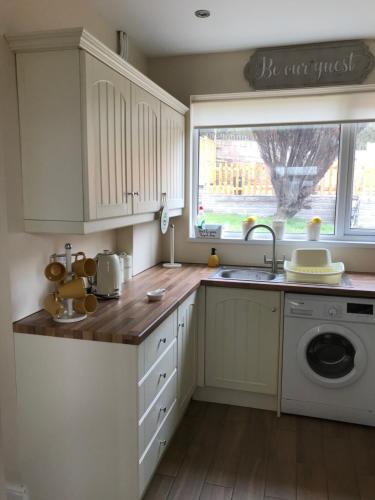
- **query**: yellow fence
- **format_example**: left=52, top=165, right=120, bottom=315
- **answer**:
left=200, top=136, right=375, bottom=197
left=206, top=161, right=341, bottom=196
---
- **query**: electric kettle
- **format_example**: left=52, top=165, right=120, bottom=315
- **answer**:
left=93, top=250, right=122, bottom=298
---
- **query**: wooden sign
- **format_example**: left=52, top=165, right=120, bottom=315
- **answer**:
left=244, top=40, right=374, bottom=90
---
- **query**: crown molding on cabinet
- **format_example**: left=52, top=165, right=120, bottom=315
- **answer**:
left=6, top=27, right=188, bottom=115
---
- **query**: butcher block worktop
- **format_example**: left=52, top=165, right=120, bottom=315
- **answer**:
left=13, top=264, right=375, bottom=344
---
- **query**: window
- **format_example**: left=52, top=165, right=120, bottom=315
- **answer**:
left=194, top=121, right=375, bottom=241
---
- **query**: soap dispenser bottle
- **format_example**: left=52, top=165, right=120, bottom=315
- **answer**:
left=208, top=248, right=219, bottom=267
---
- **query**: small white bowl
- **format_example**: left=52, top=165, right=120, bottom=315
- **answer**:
left=147, top=288, right=166, bottom=302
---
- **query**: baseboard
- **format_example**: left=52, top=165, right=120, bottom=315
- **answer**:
left=193, top=386, right=277, bottom=411
left=6, top=484, right=28, bottom=500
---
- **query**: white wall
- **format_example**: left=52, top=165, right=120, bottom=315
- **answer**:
left=0, top=0, right=156, bottom=486
left=149, top=45, right=375, bottom=271
left=116, top=221, right=162, bottom=276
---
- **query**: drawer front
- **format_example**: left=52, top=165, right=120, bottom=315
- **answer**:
left=139, top=400, right=178, bottom=497
left=138, top=311, right=177, bottom=380
left=138, top=339, right=177, bottom=417
left=139, top=369, right=177, bottom=457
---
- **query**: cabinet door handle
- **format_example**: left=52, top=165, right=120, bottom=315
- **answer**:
left=178, top=322, right=185, bottom=328
left=159, top=406, right=167, bottom=414
left=133, top=192, right=139, bottom=197
left=160, top=440, right=167, bottom=447
left=271, top=307, right=277, bottom=312
left=126, top=192, right=134, bottom=197
left=158, top=337, right=167, bottom=346
left=159, top=372, right=167, bottom=381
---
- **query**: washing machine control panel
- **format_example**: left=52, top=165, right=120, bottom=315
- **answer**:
left=285, top=294, right=375, bottom=323
left=326, top=305, right=342, bottom=318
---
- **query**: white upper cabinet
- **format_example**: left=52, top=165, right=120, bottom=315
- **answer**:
left=205, top=287, right=281, bottom=396
left=161, top=103, right=185, bottom=209
left=7, top=28, right=188, bottom=234
left=83, top=53, right=132, bottom=219
left=131, top=85, right=161, bottom=214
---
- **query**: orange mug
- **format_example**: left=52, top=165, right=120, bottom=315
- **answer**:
left=73, top=294, right=97, bottom=314
left=44, top=257, right=66, bottom=282
left=44, top=293, right=64, bottom=317
left=72, top=252, right=97, bottom=278
left=57, top=277, right=86, bottom=300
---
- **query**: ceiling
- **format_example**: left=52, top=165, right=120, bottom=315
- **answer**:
left=92, top=0, right=375, bottom=57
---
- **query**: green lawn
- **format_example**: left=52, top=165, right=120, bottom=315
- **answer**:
left=203, top=213, right=334, bottom=234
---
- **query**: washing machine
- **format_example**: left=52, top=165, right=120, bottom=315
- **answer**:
left=282, top=293, right=375, bottom=426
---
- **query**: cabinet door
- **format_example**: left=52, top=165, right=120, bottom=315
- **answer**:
left=161, top=103, right=185, bottom=209
left=205, top=287, right=280, bottom=395
left=83, top=53, right=132, bottom=220
left=177, top=292, right=197, bottom=414
left=131, top=84, right=161, bottom=214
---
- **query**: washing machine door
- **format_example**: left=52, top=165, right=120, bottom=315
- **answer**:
left=297, top=324, right=367, bottom=388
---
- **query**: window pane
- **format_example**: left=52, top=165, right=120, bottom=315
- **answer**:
left=350, top=123, right=375, bottom=230
left=197, top=124, right=340, bottom=238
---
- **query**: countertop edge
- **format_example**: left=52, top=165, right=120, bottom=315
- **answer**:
left=13, top=265, right=375, bottom=345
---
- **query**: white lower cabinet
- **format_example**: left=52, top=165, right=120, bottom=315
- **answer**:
left=205, top=287, right=281, bottom=396
left=14, top=286, right=280, bottom=500
left=14, top=292, right=198, bottom=500
left=177, top=291, right=198, bottom=414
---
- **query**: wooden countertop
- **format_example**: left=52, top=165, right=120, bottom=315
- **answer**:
left=13, top=264, right=375, bottom=345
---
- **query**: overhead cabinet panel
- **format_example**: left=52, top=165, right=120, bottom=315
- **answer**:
left=17, top=50, right=84, bottom=222
left=8, top=28, right=188, bottom=233
left=131, top=85, right=161, bottom=214
left=161, top=103, right=185, bottom=209
left=83, top=53, right=132, bottom=220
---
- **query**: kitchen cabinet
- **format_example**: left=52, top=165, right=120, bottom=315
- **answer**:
left=84, top=53, right=132, bottom=219
left=131, top=85, right=161, bottom=214
left=161, top=103, right=185, bottom=209
left=177, top=291, right=198, bottom=414
left=14, top=290, right=198, bottom=500
left=8, top=28, right=187, bottom=234
left=205, top=287, right=281, bottom=395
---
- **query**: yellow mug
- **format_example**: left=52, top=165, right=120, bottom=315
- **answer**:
left=44, top=293, right=64, bottom=317
left=72, top=252, right=97, bottom=278
left=57, top=277, right=86, bottom=300
left=73, top=294, right=98, bottom=314
left=44, top=259, right=66, bottom=282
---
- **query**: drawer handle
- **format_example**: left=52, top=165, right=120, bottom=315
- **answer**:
left=160, top=440, right=167, bottom=447
left=158, top=337, right=167, bottom=346
left=159, top=406, right=167, bottom=414
left=159, top=372, right=167, bottom=382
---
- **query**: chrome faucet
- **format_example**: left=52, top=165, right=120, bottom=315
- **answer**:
left=244, top=224, right=283, bottom=273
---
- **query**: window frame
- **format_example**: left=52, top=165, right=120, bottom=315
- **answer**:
left=191, top=122, right=375, bottom=243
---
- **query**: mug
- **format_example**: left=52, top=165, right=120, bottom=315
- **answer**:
left=73, top=294, right=97, bottom=314
left=44, top=293, right=64, bottom=317
left=57, top=277, right=86, bottom=299
left=44, top=257, right=66, bottom=282
left=72, top=252, right=97, bottom=278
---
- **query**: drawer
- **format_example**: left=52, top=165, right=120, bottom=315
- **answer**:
left=139, top=400, right=178, bottom=497
left=138, top=369, right=177, bottom=457
left=138, top=311, right=177, bottom=380
left=138, top=339, right=177, bottom=417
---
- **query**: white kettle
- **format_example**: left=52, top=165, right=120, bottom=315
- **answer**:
left=94, top=250, right=122, bottom=298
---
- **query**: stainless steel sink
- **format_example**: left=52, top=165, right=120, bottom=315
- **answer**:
left=212, top=267, right=285, bottom=282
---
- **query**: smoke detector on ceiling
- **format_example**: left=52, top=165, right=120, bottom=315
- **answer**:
left=195, top=9, right=211, bottom=18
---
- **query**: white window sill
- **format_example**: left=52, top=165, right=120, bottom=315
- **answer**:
left=187, top=236, right=375, bottom=248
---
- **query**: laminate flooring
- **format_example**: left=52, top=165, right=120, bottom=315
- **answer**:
left=144, top=401, right=375, bottom=500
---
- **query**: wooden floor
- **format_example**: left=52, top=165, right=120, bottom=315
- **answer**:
left=144, top=401, right=375, bottom=500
